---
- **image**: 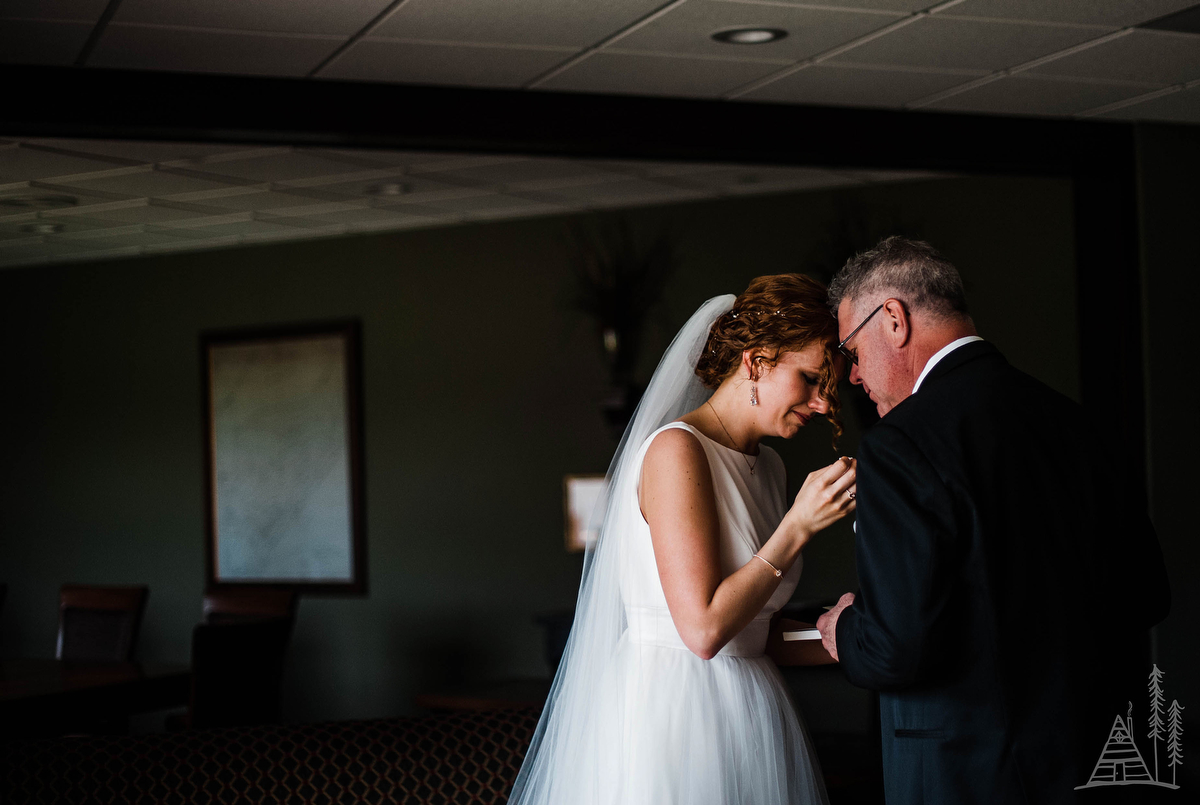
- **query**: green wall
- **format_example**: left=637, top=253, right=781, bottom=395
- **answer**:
left=0, top=174, right=1077, bottom=726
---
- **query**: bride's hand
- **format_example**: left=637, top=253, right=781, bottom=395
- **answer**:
left=783, top=457, right=857, bottom=545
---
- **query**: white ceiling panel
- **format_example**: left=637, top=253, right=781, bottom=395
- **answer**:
left=53, top=228, right=202, bottom=249
left=48, top=168, right=249, bottom=199
left=0, top=136, right=965, bottom=270
left=0, top=20, right=94, bottom=66
left=0, top=146, right=131, bottom=183
left=185, top=190, right=368, bottom=214
left=418, top=193, right=568, bottom=217
left=153, top=214, right=315, bottom=238
left=524, top=177, right=710, bottom=206
left=829, top=15, right=1102, bottom=72
left=609, top=0, right=903, bottom=62
left=422, top=159, right=625, bottom=190
left=89, top=24, right=342, bottom=76
left=263, top=206, right=448, bottom=228
left=370, top=0, right=668, bottom=49
left=178, top=150, right=373, bottom=183
left=740, top=0, right=933, bottom=10
left=743, top=61, right=986, bottom=107
left=18, top=139, right=258, bottom=164
left=322, top=39, right=574, bottom=87
left=1095, top=85, right=1200, bottom=123
left=920, top=74, right=1154, bottom=116
left=1028, top=30, right=1200, bottom=87
left=539, top=51, right=787, bottom=98
left=949, top=0, right=1198, bottom=28
left=112, top=0, right=395, bottom=37
left=40, top=199, right=229, bottom=224
left=308, top=175, right=491, bottom=204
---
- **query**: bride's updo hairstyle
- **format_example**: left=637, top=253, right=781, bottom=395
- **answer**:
left=696, top=273, right=843, bottom=442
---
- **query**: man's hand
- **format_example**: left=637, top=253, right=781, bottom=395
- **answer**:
left=815, top=592, right=856, bottom=662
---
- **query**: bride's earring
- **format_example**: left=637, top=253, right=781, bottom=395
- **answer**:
left=750, top=384, right=759, bottom=406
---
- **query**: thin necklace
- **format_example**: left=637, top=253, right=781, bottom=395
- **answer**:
left=706, top=399, right=757, bottom=474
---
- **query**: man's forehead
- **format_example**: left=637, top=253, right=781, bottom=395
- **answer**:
left=835, top=299, right=856, bottom=335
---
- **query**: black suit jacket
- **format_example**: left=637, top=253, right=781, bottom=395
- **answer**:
left=836, top=341, right=1170, bottom=805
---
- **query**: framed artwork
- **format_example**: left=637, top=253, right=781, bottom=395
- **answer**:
left=563, top=474, right=608, bottom=553
left=201, top=320, right=366, bottom=594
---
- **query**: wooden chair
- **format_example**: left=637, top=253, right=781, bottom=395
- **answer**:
left=57, top=585, right=149, bottom=662
left=187, top=619, right=291, bottom=729
left=202, top=588, right=297, bottom=627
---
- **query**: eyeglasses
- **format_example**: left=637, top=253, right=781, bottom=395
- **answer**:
left=836, top=303, right=884, bottom=366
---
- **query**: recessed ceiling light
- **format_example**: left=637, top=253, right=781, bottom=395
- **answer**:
left=366, top=182, right=413, bottom=197
left=0, top=194, right=79, bottom=210
left=19, top=222, right=65, bottom=235
left=712, top=28, right=787, bottom=45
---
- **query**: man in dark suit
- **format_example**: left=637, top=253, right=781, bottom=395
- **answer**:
left=816, top=237, right=1170, bottom=804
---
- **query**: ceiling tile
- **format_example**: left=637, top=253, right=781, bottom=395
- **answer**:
left=52, top=228, right=201, bottom=249
left=1094, top=85, right=1200, bottom=123
left=50, top=168, right=248, bottom=199
left=43, top=199, right=229, bottom=224
left=829, top=14, right=1104, bottom=72
left=371, top=0, right=667, bottom=48
left=0, top=20, right=93, bottom=66
left=4, top=0, right=108, bottom=21
left=0, top=214, right=128, bottom=237
left=18, top=139, right=259, bottom=164
left=0, top=146, right=132, bottom=183
left=421, top=158, right=626, bottom=189
left=185, top=190, right=367, bottom=214
left=612, top=0, right=903, bottom=62
left=300, top=174, right=491, bottom=204
left=525, top=177, right=711, bottom=206
left=1028, top=30, right=1200, bottom=87
left=89, top=24, right=342, bottom=76
left=321, top=39, right=574, bottom=87
left=418, top=194, right=567, bottom=217
left=919, top=74, right=1154, bottom=116
left=538, top=51, right=787, bottom=98
left=949, top=0, right=1198, bottom=28
left=263, top=206, right=449, bottom=229
left=742, top=61, right=986, bottom=106
left=180, top=151, right=372, bottom=183
left=153, top=214, right=316, bottom=239
left=112, top=0, right=394, bottom=37
left=730, top=0, right=931, bottom=10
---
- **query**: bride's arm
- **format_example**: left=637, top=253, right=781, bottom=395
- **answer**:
left=640, top=428, right=855, bottom=660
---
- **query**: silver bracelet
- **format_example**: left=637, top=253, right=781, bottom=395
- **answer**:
left=753, top=553, right=782, bottom=578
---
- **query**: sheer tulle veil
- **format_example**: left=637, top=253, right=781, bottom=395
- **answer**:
left=508, top=294, right=736, bottom=805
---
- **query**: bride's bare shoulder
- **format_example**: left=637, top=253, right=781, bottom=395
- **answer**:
left=643, top=424, right=707, bottom=476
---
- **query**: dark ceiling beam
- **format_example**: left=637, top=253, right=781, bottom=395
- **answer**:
left=2, top=65, right=1128, bottom=177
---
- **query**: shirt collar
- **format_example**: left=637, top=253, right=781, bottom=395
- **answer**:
left=912, top=336, right=985, bottom=394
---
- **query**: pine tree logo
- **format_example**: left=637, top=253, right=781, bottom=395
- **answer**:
left=1077, top=665, right=1182, bottom=790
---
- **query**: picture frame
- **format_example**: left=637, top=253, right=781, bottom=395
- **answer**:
left=201, top=320, right=366, bottom=594
left=563, top=474, right=608, bottom=553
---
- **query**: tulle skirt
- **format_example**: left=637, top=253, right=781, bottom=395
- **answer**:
left=540, top=633, right=829, bottom=805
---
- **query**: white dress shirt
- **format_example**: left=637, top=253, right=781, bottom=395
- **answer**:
left=912, top=336, right=984, bottom=394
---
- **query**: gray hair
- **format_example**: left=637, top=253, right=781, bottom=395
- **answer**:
left=828, top=236, right=970, bottom=321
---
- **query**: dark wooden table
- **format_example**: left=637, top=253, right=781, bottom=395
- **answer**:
left=0, top=658, right=190, bottom=737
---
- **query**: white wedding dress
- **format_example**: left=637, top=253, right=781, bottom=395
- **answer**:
left=510, top=296, right=828, bottom=805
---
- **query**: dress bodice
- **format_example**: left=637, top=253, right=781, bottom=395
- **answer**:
left=619, top=421, right=802, bottom=657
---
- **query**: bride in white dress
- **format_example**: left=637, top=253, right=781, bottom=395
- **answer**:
left=510, top=274, right=857, bottom=805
